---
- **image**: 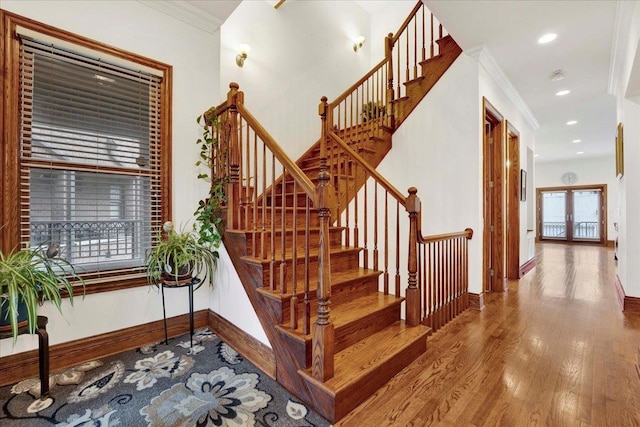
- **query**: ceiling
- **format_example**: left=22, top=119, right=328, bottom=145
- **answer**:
left=160, top=0, right=619, bottom=163
left=425, top=0, right=618, bottom=163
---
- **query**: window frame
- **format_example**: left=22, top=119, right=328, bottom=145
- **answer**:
left=1, top=10, right=172, bottom=295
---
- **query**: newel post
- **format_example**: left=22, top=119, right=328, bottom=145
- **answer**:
left=385, top=33, right=395, bottom=129
left=406, top=187, right=420, bottom=326
left=312, top=97, right=335, bottom=382
left=226, top=82, right=243, bottom=230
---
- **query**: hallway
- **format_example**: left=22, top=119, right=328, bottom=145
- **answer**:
left=337, top=244, right=640, bottom=426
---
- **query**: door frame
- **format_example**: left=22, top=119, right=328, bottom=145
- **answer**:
left=506, top=122, right=520, bottom=280
left=536, top=184, right=607, bottom=244
left=482, top=98, right=507, bottom=292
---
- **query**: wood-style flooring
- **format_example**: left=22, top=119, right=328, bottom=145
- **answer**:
left=337, top=243, right=640, bottom=426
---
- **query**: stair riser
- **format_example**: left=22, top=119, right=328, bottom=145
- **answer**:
left=243, top=228, right=343, bottom=258
left=243, top=209, right=320, bottom=229
left=249, top=250, right=361, bottom=290
left=265, top=192, right=314, bottom=208
left=297, top=326, right=428, bottom=423
left=333, top=336, right=426, bottom=421
left=279, top=277, right=380, bottom=325
left=334, top=303, right=402, bottom=353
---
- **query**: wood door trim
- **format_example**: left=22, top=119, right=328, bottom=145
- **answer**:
left=482, top=97, right=506, bottom=292
left=506, top=121, right=520, bottom=279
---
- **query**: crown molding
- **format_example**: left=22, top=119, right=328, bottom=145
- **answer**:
left=466, top=44, right=539, bottom=130
left=137, top=1, right=223, bottom=34
left=608, top=1, right=637, bottom=96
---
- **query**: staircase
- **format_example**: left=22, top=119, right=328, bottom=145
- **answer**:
left=202, top=2, right=467, bottom=422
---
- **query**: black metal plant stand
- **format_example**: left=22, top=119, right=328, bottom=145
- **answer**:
left=0, top=316, right=50, bottom=399
left=160, top=277, right=203, bottom=348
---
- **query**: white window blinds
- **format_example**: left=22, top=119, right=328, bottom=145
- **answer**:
left=19, top=36, right=163, bottom=281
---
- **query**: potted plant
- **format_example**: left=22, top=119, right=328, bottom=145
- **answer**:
left=145, top=221, right=220, bottom=287
left=0, top=244, right=84, bottom=340
left=362, top=101, right=386, bottom=122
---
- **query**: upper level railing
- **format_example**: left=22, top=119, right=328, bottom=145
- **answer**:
left=328, top=0, right=447, bottom=151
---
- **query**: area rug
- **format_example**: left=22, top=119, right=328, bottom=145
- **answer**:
left=0, top=328, right=330, bottom=426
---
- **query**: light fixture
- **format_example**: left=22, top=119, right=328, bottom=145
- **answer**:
left=572, top=139, right=581, bottom=143
left=556, top=90, right=570, bottom=96
left=534, top=154, right=540, bottom=157
left=551, top=70, right=565, bottom=81
left=566, top=120, right=578, bottom=125
left=577, top=151, right=584, bottom=155
left=236, top=44, right=251, bottom=68
left=538, top=33, right=557, bottom=44
left=353, top=36, right=365, bottom=53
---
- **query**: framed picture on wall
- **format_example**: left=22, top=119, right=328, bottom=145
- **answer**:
left=520, top=169, right=527, bottom=202
left=616, top=122, right=624, bottom=180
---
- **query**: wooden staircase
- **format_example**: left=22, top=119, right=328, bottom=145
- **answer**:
left=202, top=1, right=468, bottom=423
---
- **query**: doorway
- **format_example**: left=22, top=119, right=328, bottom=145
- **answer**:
left=537, top=185, right=606, bottom=244
left=482, top=98, right=506, bottom=292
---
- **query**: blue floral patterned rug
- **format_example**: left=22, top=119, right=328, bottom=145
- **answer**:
left=0, top=328, right=330, bottom=426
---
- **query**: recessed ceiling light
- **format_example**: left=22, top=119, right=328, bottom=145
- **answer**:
left=566, top=120, right=578, bottom=125
left=577, top=151, right=584, bottom=155
left=534, top=154, right=539, bottom=157
left=572, top=139, right=581, bottom=143
left=556, top=90, right=570, bottom=96
left=538, top=33, right=557, bottom=44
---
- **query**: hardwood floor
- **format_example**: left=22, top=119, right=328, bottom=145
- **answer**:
left=337, top=243, right=640, bottom=426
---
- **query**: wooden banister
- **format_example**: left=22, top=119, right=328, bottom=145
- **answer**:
left=391, top=0, right=426, bottom=44
left=203, top=99, right=229, bottom=125
left=237, top=104, right=316, bottom=202
left=328, top=131, right=406, bottom=205
left=328, top=58, right=388, bottom=108
left=407, top=189, right=473, bottom=331
left=419, top=228, right=474, bottom=244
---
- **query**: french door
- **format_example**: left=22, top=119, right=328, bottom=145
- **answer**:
left=538, top=186, right=605, bottom=243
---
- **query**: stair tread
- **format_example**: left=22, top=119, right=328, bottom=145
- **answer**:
left=259, top=267, right=381, bottom=300
left=320, top=292, right=402, bottom=326
left=304, top=321, right=429, bottom=392
left=403, top=75, right=425, bottom=87
left=279, top=292, right=403, bottom=338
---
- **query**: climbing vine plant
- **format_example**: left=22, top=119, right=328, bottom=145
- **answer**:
left=194, top=114, right=226, bottom=247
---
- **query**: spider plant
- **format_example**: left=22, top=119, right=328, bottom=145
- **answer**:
left=0, top=245, right=84, bottom=340
left=145, top=222, right=219, bottom=287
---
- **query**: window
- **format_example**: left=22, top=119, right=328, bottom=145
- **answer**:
left=1, top=11, right=172, bottom=292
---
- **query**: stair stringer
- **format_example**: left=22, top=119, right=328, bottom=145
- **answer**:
left=393, top=35, right=463, bottom=129
left=220, top=230, right=325, bottom=413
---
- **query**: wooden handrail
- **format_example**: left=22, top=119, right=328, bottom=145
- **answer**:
left=203, top=99, right=229, bottom=124
left=328, top=58, right=388, bottom=108
left=327, top=130, right=406, bottom=206
left=419, top=228, right=473, bottom=244
left=391, top=0, right=425, bottom=44
left=237, top=103, right=317, bottom=203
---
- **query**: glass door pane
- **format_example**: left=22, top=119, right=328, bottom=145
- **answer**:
left=573, top=190, right=601, bottom=241
left=542, top=191, right=567, bottom=239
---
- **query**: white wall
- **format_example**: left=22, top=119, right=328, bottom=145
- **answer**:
left=613, top=1, right=640, bottom=298
left=219, top=0, right=372, bottom=160
left=378, top=54, right=483, bottom=294
left=535, top=156, right=618, bottom=241
left=367, top=1, right=416, bottom=61
left=0, top=0, right=269, bottom=356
